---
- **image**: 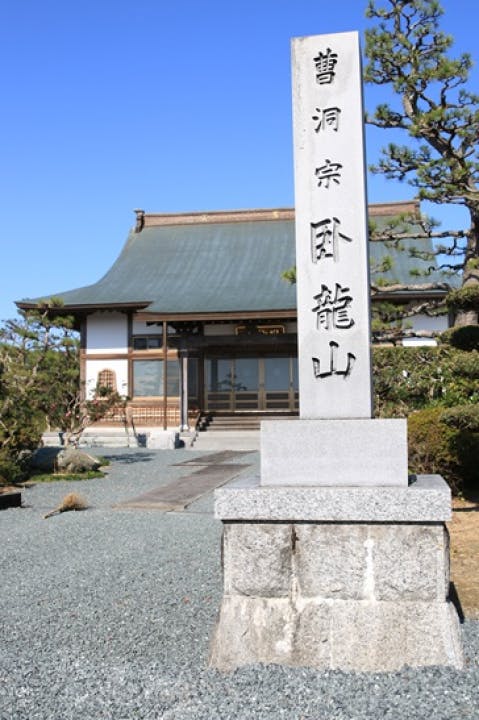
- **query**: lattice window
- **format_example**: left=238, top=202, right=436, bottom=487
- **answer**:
left=97, top=368, right=117, bottom=392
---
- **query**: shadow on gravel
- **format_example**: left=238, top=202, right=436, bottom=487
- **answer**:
left=103, top=452, right=157, bottom=464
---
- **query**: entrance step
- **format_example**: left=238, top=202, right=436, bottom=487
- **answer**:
left=190, top=430, right=261, bottom=452
left=201, top=414, right=298, bottom=433
left=191, top=415, right=298, bottom=451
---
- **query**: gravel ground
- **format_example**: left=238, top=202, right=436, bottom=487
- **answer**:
left=1, top=447, right=478, bottom=720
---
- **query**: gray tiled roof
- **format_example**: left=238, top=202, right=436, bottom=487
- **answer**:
left=19, top=214, right=451, bottom=314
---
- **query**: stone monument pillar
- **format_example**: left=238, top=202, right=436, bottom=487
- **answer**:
left=209, top=31, right=463, bottom=672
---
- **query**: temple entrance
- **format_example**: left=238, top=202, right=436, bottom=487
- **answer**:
left=204, top=356, right=298, bottom=412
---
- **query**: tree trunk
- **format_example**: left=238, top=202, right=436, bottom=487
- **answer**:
left=455, top=308, right=478, bottom=326
left=454, top=205, right=479, bottom=327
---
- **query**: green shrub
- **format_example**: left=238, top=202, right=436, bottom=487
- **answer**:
left=408, top=405, right=479, bottom=497
left=441, top=404, right=479, bottom=432
left=0, top=450, right=28, bottom=485
left=447, top=285, right=479, bottom=312
left=372, top=345, right=479, bottom=416
left=439, top=325, right=479, bottom=352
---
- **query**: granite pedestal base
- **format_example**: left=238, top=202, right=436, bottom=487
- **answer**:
left=209, top=476, right=463, bottom=672
left=261, top=419, right=408, bottom=487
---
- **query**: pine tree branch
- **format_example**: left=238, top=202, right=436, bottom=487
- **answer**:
left=371, top=282, right=450, bottom=294
left=370, top=228, right=468, bottom=242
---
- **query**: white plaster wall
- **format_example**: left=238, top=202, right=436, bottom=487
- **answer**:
left=402, top=313, right=449, bottom=347
left=402, top=338, right=438, bottom=347
left=409, top=313, right=449, bottom=334
left=85, top=359, right=129, bottom=399
left=87, top=312, right=128, bottom=353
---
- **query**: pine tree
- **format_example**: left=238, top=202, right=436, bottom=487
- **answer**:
left=365, top=0, right=479, bottom=326
left=0, top=303, right=126, bottom=482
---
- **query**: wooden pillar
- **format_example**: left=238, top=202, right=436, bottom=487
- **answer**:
left=79, top=316, right=87, bottom=402
left=163, top=321, right=168, bottom=430
left=179, top=351, right=189, bottom=431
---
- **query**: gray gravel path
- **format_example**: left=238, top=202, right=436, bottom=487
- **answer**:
left=1, top=448, right=478, bottom=720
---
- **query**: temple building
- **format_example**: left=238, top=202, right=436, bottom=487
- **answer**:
left=18, top=201, right=450, bottom=430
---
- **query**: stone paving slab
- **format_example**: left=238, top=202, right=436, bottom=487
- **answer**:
left=173, top=450, right=254, bottom=466
left=115, top=464, right=249, bottom=512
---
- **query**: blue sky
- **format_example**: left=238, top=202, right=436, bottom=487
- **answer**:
left=1, top=0, right=477, bottom=321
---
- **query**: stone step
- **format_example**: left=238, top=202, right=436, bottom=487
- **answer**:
left=203, top=414, right=298, bottom=432
left=206, top=424, right=261, bottom=432
left=190, top=430, right=260, bottom=452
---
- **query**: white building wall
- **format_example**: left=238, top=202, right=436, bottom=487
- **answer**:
left=402, top=313, right=449, bottom=347
left=87, top=312, right=128, bottom=353
left=85, top=359, right=129, bottom=400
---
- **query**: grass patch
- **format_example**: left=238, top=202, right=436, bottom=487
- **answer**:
left=29, top=469, right=106, bottom=483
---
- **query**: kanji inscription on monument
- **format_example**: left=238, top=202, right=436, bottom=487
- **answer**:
left=292, top=31, right=373, bottom=419
left=260, top=30, right=407, bottom=486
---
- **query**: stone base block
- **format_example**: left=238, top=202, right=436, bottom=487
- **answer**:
left=261, top=418, right=408, bottom=486
left=209, top=512, right=463, bottom=672
left=209, top=596, right=463, bottom=672
left=215, top=474, right=452, bottom=522
left=147, top=431, right=179, bottom=449
left=222, top=523, right=450, bottom=601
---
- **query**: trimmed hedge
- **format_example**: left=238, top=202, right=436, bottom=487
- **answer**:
left=408, top=406, right=479, bottom=498
left=439, top=324, right=479, bottom=352
left=373, top=345, right=479, bottom=496
left=372, top=346, right=479, bottom=417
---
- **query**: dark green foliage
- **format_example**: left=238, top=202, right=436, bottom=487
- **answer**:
left=0, top=305, right=125, bottom=483
left=0, top=305, right=79, bottom=483
left=0, top=456, right=28, bottom=485
left=365, top=0, right=479, bottom=326
left=439, top=325, right=479, bottom=351
left=441, top=405, right=479, bottom=433
left=373, top=345, right=479, bottom=495
left=408, top=406, right=479, bottom=497
left=447, top=286, right=479, bottom=313
left=372, top=345, right=479, bottom=417
left=281, top=267, right=296, bottom=285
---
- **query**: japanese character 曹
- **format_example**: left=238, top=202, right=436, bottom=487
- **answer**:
left=313, top=47, right=338, bottom=85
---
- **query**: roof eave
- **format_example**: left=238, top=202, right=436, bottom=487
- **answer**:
left=16, top=300, right=152, bottom=313
left=135, top=308, right=298, bottom=322
left=372, top=289, right=449, bottom=302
